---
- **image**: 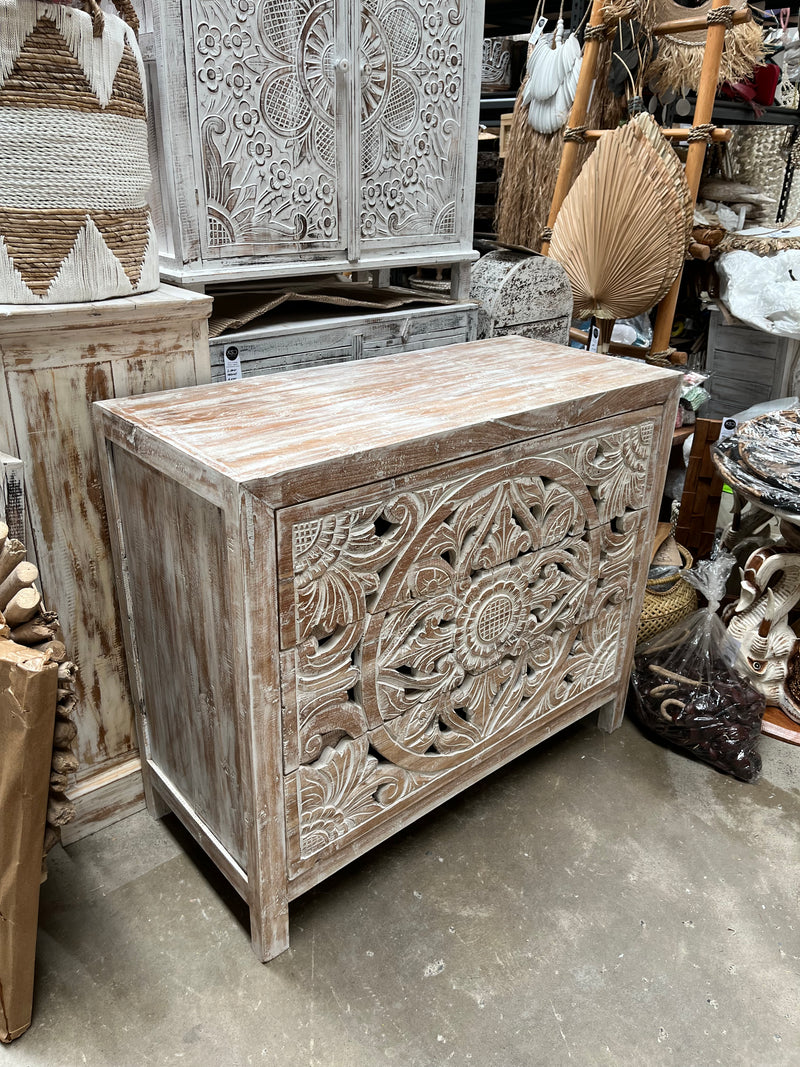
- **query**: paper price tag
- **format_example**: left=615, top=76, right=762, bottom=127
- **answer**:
left=719, top=416, right=738, bottom=439
left=588, top=325, right=600, bottom=352
left=530, top=16, right=548, bottom=44
left=223, top=345, right=242, bottom=381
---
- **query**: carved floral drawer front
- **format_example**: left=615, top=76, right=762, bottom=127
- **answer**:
left=278, top=417, right=657, bottom=648
left=279, top=418, right=657, bottom=871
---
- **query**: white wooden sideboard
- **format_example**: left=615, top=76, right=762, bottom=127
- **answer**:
left=95, top=337, right=680, bottom=961
left=143, top=0, right=483, bottom=291
left=0, top=286, right=212, bottom=841
left=209, top=298, right=477, bottom=380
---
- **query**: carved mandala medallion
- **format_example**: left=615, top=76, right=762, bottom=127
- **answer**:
left=287, top=422, right=655, bottom=860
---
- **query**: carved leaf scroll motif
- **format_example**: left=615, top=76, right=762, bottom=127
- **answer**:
left=290, top=423, right=653, bottom=859
left=193, top=0, right=341, bottom=251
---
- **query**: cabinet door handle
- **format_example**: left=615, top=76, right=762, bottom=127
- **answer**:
left=335, top=57, right=350, bottom=73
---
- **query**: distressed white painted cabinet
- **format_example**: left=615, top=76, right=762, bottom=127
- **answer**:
left=145, top=0, right=483, bottom=288
left=95, top=337, right=680, bottom=961
left=0, top=286, right=212, bottom=841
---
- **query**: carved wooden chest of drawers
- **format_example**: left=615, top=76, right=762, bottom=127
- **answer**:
left=95, top=337, right=680, bottom=961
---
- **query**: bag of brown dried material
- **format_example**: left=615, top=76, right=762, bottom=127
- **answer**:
left=629, top=551, right=765, bottom=782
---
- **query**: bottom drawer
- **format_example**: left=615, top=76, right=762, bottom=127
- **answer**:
left=284, top=598, right=632, bottom=879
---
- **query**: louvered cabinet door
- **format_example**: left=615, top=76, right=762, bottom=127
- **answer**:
left=355, top=0, right=481, bottom=257
left=185, top=0, right=350, bottom=261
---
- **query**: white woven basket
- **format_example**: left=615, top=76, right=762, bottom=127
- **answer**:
left=0, top=0, right=159, bottom=304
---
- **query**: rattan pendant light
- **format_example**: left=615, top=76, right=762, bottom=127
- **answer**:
left=549, top=117, right=690, bottom=319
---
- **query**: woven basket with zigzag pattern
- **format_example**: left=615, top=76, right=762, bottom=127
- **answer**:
left=0, top=0, right=159, bottom=303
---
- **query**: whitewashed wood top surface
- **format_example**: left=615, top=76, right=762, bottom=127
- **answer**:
left=0, top=284, right=212, bottom=332
left=97, top=336, right=680, bottom=486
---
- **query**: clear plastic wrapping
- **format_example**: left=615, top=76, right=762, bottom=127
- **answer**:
left=713, top=408, right=800, bottom=516
left=630, top=554, right=765, bottom=782
left=717, top=249, right=800, bottom=338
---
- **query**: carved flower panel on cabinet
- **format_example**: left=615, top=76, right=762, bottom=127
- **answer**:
left=191, top=0, right=343, bottom=254
left=289, top=601, right=630, bottom=863
left=358, top=0, right=466, bottom=244
left=282, top=421, right=657, bottom=865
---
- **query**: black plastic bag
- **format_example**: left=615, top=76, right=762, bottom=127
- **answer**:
left=630, top=552, right=765, bottom=782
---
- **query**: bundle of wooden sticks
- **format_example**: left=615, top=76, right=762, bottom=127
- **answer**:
left=0, top=521, right=77, bottom=855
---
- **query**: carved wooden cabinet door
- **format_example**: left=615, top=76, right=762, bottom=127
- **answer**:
left=356, top=0, right=470, bottom=255
left=187, top=0, right=349, bottom=260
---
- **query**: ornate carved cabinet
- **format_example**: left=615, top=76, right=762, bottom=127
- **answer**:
left=145, top=0, right=483, bottom=288
left=95, top=337, right=680, bottom=961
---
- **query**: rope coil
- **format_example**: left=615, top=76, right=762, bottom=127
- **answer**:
left=687, top=123, right=716, bottom=143
left=563, top=125, right=588, bottom=143
left=707, top=5, right=735, bottom=28
left=540, top=226, right=553, bottom=243
left=583, top=23, right=608, bottom=41
left=647, top=348, right=678, bottom=367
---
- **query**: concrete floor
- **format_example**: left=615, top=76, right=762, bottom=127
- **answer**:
left=8, top=713, right=800, bottom=1067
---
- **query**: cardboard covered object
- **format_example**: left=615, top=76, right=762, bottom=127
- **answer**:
left=0, top=640, right=58, bottom=1043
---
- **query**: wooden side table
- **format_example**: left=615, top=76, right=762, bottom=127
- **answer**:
left=0, top=285, right=212, bottom=840
left=96, top=336, right=680, bottom=960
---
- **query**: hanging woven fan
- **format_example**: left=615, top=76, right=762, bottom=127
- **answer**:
left=630, top=111, right=693, bottom=248
left=549, top=120, right=689, bottom=319
left=639, top=0, right=763, bottom=94
left=602, top=0, right=658, bottom=27
left=523, top=18, right=583, bottom=134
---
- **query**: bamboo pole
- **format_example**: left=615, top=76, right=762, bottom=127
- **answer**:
left=650, top=0, right=733, bottom=361
left=585, top=126, right=732, bottom=143
left=541, top=0, right=608, bottom=255
left=652, top=8, right=750, bottom=36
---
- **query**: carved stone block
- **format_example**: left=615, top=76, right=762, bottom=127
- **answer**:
left=470, top=250, right=573, bottom=346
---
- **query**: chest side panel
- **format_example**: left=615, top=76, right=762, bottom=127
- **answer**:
left=111, top=445, right=248, bottom=866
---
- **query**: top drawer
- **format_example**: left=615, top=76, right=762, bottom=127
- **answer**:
left=277, top=408, right=661, bottom=650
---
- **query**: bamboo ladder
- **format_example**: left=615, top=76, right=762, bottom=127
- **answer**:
left=540, top=0, right=752, bottom=364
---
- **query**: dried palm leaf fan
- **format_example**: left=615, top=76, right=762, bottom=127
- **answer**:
left=496, top=9, right=625, bottom=247
left=630, top=111, right=693, bottom=248
left=626, top=0, right=763, bottom=93
left=549, top=120, right=689, bottom=319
